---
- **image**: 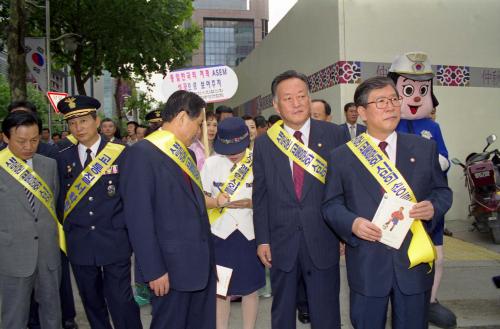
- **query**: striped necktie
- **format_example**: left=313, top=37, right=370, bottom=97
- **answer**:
left=23, top=160, right=36, bottom=213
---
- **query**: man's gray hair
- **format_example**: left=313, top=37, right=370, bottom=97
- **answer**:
left=354, top=76, right=398, bottom=107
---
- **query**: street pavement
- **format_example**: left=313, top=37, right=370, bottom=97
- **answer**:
left=2, top=219, right=499, bottom=328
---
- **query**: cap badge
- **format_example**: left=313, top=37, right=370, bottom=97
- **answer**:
left=65, top=97, right=77, bottom=109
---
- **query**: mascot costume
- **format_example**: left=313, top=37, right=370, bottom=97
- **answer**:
left=388, top=51, right=456, bottom=329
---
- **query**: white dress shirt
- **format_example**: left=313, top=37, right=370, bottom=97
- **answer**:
left=77, top=136, right=101, bottom=168
left=367, top=131, right=398, bottom=164
left=283, top=118, right=311, bottom=174
left=201, top=153, right=255, bottom=240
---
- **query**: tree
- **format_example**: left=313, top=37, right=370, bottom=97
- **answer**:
left=0, top=73, right=49, bottom=124
left=5, top=0, right=27, bottom=101
left=33, top=0, right=201, bottom=96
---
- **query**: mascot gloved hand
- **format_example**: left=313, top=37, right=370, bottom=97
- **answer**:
left=388, top=51, right=456, bottom=329
left=388, top=52, right=449, bottom=172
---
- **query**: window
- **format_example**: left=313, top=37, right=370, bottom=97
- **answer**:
left=204, top=19, right=255, bottom=67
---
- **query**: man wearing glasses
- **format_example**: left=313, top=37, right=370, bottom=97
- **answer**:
left=322, top=76, right=452, bottom=329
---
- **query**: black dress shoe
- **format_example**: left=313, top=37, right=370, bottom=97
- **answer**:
left=63, top=319, right=79, bottom=329
left=297, top=311, right=310, bottom=324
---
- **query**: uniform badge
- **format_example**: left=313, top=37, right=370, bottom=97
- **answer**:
left=66, top=165, right=73, bottom=178
left=420, top=130, right=432, bottom=140
left=107, top=184, right=116, bottom=197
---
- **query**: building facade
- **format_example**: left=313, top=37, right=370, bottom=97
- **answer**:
left=191, top=0, right=269, bottom=68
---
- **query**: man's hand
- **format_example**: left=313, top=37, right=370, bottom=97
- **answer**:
left=149, top=273, right=170, bottom=297
left=352, top=217, right=382, bottom=242
left=257, top=244, right=272, bottom=268
left=226, top=198, right=252, bottom=209
left=410, top=201, right=434, bottom=221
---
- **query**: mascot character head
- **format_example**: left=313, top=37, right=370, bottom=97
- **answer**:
left=388, top=52, right=438, bottom=120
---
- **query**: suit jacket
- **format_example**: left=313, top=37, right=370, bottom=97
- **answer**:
left=57, top=138, right=131, bottom=266
left=322, top=132, right=452, bottom=297
left=253, top=119, right=344, bottom=272
left=340, top=123, right=367, bottom=143
left=120, top=139, right=213, bottom=292
left=0, top=153, right=60, bottom=277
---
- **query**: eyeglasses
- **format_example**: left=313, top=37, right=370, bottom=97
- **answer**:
left=365, top=96, right=403, bottom=109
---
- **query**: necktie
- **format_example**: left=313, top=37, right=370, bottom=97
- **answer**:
left=378, top=141, right=389, bottom=158
left=84, top=148, right=92, bottom=168
left=350, top=125, right=356, bottom=139
left=293, top=131, right=305, bottom=200
left=23, top=160, right=36, bottom=213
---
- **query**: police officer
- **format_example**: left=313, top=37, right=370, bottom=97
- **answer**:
left=56, top=95, right=142, bottom=329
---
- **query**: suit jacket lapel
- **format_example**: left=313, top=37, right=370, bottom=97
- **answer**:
left=348, top=150, right=384, bottom=205
left=300, top=120, right=321, bottom=201
left=395, top=133, right=416, bottom=191
left=268, top=135, right=296, bottom=200
left=32, top=154, right=43, bottom=216
left=0, top=159, right=35, bottom=214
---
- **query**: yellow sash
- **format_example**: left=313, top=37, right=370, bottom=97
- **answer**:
left=145, top=130, right=203, bottom=192
left=0, top=149, right=66, bottom=253
left=347, top=133, right=436, bottom=269
left=63, top=142, right=125, bottom=220
left=267, top=120, right=327, bottom=184
left=66, top=134, right=77, bottom=145
left=208, top=149, right=253, bottom=225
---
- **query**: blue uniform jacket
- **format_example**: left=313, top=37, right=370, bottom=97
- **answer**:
left=322, top=133, right=452, bottom=297
left=57, top=138, right=132, bottom=266
left=120, top=139, right=213, bottom=292
left=397, top=118, right=448, bottom=161
left=252, top=119, right=344, bottom=272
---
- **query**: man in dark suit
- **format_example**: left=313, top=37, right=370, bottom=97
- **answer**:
left=120, top=90, right=215, bottom=329
left=322, top=76, right=452, bottom=329
left=253, top=70, right=344, bottom=329
left=56, top=95, right=142, bottom=329
left=340, top=102, right=366, bottom=142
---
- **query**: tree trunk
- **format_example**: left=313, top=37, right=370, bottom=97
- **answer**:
left=71, top=52, right=87, bottom=95
left=7, top=0, right=27, bottom=101
left=114, top=78, right=123, bottom=126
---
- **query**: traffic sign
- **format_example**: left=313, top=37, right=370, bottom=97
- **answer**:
left=47, top=91, right=68, bottom=113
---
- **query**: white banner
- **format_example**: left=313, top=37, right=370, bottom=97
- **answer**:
left=25, top=37, right=47, bottom=92
left=161, top=65, right=238, bottom=103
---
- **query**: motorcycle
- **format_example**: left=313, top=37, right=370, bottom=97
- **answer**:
left=451, top=134, right=500, bottom=244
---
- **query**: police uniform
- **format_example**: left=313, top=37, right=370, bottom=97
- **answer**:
left=56, top=96, right=142, bottom=329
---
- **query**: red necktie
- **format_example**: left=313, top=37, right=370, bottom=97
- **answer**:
left=378, top=141, right=388, bottom=158
left=293, top=131, right=305, bottom=200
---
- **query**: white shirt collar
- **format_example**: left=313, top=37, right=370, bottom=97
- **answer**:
left=25, top=157, right=33, bottom=168
left=283, top=118, right=311, bottom=145
left=367, top=131, right=398, bottom=163
left=78, top=136, right=101, bottom=167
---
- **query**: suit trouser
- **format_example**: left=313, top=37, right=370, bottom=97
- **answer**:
left=350, top=278, right=431, bottom=329
left=150, top=267, right=216, bottom=329
left=0, top=263, right=61, bottom=329
left=270, top=237, right=340, bottom=329
left=71, top=259, right=142, bottom=329
left=296, top=276, right=309, bottom=314
left=28, top=252, right=77, bottom=328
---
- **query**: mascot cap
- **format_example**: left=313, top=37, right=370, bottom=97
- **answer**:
left=389, top=52, right=434, bottom=81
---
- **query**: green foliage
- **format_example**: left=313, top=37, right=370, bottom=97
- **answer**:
left=0, top=74, right=10, bottom=120
left=124, top=90, right=157, bottom=124
left=27, top=0, right=201, bottom=91
left=0, top=74, right=49, bottom=125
